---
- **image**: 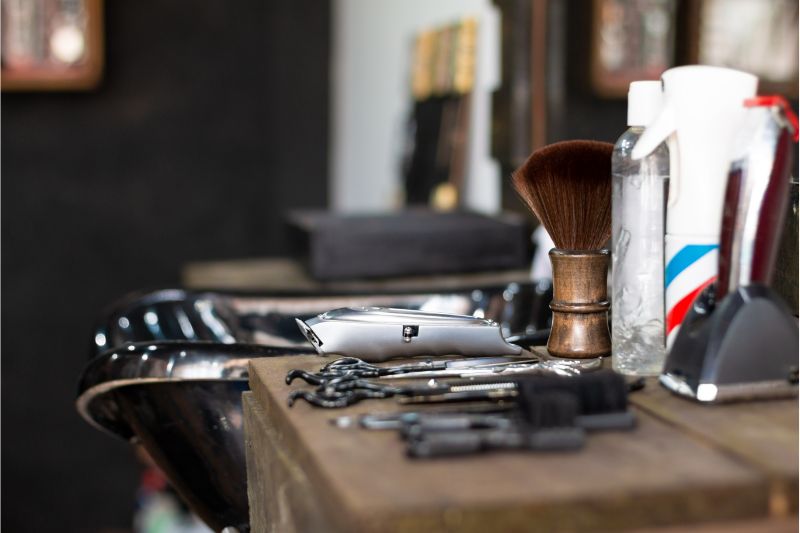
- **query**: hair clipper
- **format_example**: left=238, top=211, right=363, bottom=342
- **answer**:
left=295, top=307, right=523, bottom=362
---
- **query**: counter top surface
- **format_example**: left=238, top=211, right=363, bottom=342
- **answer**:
left=246, top=351, right=798, bottom=532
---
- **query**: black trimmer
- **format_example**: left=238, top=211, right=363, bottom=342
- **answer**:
left=661, top=96, right=799, bottom=402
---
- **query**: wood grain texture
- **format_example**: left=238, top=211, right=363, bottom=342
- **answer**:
left=247, top=355, right=779, bottom=532
left=630, top=379, right=799, bottom=516
left=244, top=392, right=332, bottom=533
left=632, top=516, right=798, bottom=533
left=244, top=392, right=276, bottom=532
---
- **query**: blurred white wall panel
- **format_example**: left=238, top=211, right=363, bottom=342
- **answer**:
left=330, top=0, right=500, bottom=213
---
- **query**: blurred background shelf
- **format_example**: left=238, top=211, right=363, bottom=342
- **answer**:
left=1, top=0, right=103, bottom=92
left=182, top=256, right=532, bottom=293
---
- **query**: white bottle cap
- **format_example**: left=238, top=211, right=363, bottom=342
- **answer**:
left=627, top=81, right=662, bottom=126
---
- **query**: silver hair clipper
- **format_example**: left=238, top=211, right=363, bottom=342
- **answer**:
left=295, top=307, right=522, bottom=362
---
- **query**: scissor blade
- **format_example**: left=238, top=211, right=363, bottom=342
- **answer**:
left=441, top=356, right=538, bottom=369
left=379, top=361, right=544, bottom=380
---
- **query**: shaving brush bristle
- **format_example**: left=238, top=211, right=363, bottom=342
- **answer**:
left=512, top=140, right=614, bottom=250
left=513, top=140, right=614, bottom=358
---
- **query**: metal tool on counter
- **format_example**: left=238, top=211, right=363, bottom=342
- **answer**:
left=661, top=95, right=800, bottom=403
left=406, top=385, right=636, bottom=458
left=287, top=366, right=635, bottom=411
left=296, top=307, right=529, bottom=361
left=287, top=356, right=530, bottom=384
left=374, top=348, right=603, bottom=380
left=400, top=408, right=639, bottom=435
left=395, top=380, right=528, bottom=405
left=287, top=376, right=521, bottom=408
left=408, top=427, right=585, bottom=458
left=325, top=372, right=637, bottom=459
left=379, top=359, right=584, bottom=379
left=399, top=369, right=635, bottom=407
left=332, top=405, right=636, bottom=436
left=407, top=392, right=586, bottom=458
left=285, top=354, right=600, bottom=387
left=331, top=409, right=516, bottom=431
left=285, top=352, right=606, bottom=407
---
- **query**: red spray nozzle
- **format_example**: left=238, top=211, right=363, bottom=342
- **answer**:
left=744, top=95, right=799, bottom=142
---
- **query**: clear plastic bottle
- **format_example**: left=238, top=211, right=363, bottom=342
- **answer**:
left=611, top=81, right=670, bottom=376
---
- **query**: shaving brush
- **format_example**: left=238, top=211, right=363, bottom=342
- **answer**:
left=513, top=140, right=614, bottom=358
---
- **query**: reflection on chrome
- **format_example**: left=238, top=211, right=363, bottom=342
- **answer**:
left=144, top=310, right=158, bottom=325
left=94, top=332, right=106, bottom=347
left=697, top=383, right=718, bottom=402
left=175, top=306, right=197, bottom=340
left=195, top=299, right=236, bottom=344
left=77, top=342, right=310, bottom=532
left=143, top=308, right=165, bottom=339
left=78, top=284, right=549, bottom=532
left=90, top=285, right=550, bottom=357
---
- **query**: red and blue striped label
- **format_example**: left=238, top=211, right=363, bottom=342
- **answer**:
left=665, top=243, right=719, bottom=345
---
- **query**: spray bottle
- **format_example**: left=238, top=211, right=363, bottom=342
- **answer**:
left=611, top=81, right=669, bottom=376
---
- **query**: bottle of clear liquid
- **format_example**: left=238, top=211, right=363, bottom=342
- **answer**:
left=612, top=81, right=669, bottom=376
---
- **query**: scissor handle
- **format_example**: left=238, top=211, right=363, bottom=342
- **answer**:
left=323, top=357, right=369, bottom=370
left=320, top=357, right=446, bottom=377
left=288, top=382, right=397, bottom=408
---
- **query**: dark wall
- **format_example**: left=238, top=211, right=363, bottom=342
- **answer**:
left=500, top=0, right=798, bottom=210
left=547, top=0, right=639, bottom=145
left=1, top=1, right=329, bottom=531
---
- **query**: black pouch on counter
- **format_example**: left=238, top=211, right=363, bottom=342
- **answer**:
left=286, top=209, right=531, bottom=281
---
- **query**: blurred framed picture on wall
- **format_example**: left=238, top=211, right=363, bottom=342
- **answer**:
left=1, top=0, right=104, bottom=91
left=687, top=0, right=798, bottom=97
left=590, top=0, right=678, bottom=98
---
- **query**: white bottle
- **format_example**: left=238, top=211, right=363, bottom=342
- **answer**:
left=611, top=81, right=669, bottom=376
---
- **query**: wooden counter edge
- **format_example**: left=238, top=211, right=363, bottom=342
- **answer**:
left=248, top=361, right=361, bottom=532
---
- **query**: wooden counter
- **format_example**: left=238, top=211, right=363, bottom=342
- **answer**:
left=244, top=353, right=798, bottom=532
left=182, top=257, right=531, bottom=293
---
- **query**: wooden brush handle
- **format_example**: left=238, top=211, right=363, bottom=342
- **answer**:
left=547, top=249, right=611, bottom=358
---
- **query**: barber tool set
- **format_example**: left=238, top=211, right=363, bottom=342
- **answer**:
left=286, top=354, right=639, bottom=458
left=284, top=65, right=798, bottom=462
left=285, top=353, right=605, bottom=407
left=287, top=303, right=637, bottom=457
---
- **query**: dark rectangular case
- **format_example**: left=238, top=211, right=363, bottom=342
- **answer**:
left=287, top=209, right=531, bottom=280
